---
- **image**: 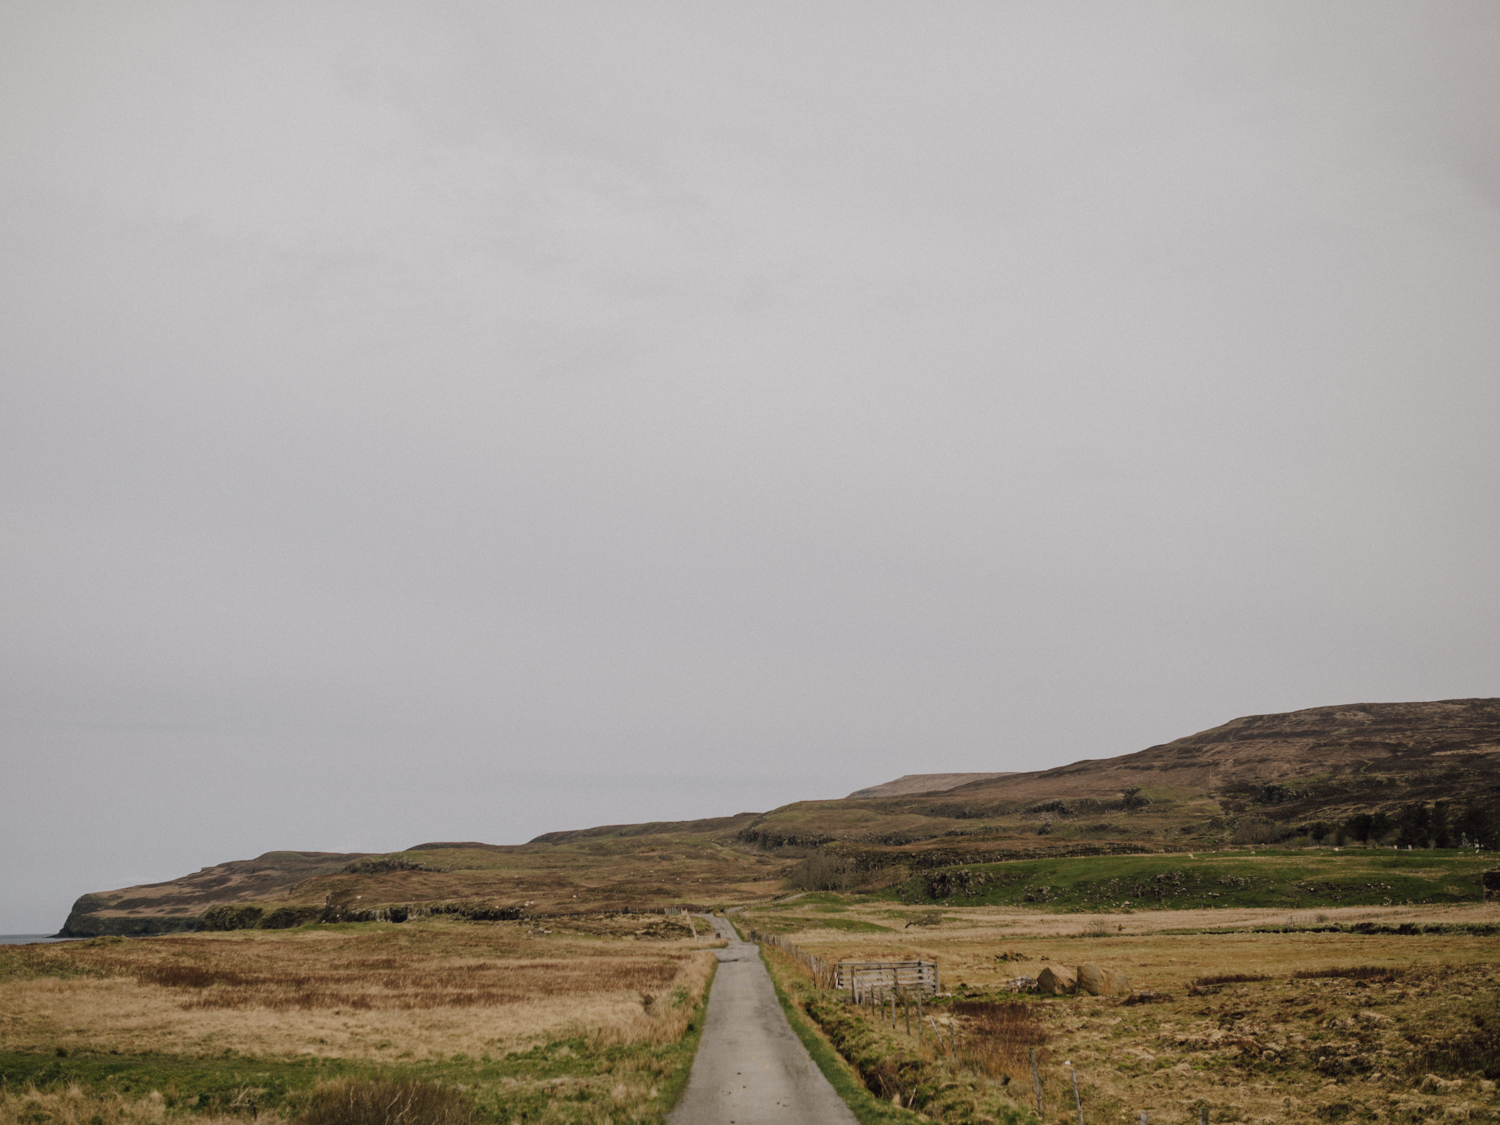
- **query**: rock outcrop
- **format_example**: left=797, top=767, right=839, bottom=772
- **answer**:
left=1037, top=964, right=1078, bottom=995
left=1077, top=963, right=1130, bottom=996
left=59, top=850, right=368, bottom=936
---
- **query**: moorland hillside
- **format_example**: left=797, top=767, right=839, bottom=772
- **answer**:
left=59, top=698, right=1500, bottom=935
left=738, top=696, right=1500, bottom=852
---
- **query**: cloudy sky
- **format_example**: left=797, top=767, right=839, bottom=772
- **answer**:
left=3, top=2, right=1498, bottom=932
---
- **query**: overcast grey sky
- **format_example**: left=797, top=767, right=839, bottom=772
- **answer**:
left=3, top=2, right=1499, bottom=932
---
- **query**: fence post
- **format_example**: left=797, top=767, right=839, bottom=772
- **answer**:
left=1030, top=1048, right=1043, bottom=1117
left=1068, top=1062, right=1083, bottom=1125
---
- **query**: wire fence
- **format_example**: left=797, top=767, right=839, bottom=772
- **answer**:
left=746, top=929, right=839, bottom=989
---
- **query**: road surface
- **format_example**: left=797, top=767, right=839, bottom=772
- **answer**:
left=667, top=916, right=859, bottom=1125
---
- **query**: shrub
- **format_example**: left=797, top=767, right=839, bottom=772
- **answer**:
left=294, top=1079, right=477, bottom=1125
left=423, top=902, right=523, bottom=921
left=262, top=906, right=322, bottom=929
left=201, top=905, right=265, bottom=931
left=1230, top=820, right=1290, bottom=846
left=785, top=850, right=858, bottom=892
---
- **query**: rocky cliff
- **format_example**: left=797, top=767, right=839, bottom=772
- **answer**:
left=60, top=851, right=368, bottom=936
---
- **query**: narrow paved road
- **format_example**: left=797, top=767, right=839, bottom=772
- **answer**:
left=668, top=916, right=858, bottom=1125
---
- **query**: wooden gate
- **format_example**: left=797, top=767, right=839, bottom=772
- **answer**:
left=836, top=959, right=940, bottom=996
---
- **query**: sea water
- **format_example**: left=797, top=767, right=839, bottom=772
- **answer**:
left=0, top=934, right=84, bottom=944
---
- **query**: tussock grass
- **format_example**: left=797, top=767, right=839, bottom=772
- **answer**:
left=1411, top=1006, right=1500, bottom=1080
left=136, top=950, right=680, bottom=1011
left=1, top=922, right=719, bottom=1125
left=292, top=1079, right=474, bottom=1125
left=1190, top=972, right=1271, bottom=987
left=949, top=999, right=1047, bottom=1083
left=759, top=901, right=1500, bottom=1124
left=1290, top=965, right=1403, bottom=981
left=0, top=1085, right=248, bottom=1125
left=0, top=923, right=715, bottom=1061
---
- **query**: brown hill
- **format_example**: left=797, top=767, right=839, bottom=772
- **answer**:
left=731, top=698, right=1500, bottom=858
left=61, top=850, right=369, bottom=936
left=56, top=698, right=1500, bottom=935
left=928, top=698, right=1500, bottom=805
left=847, top=773, right=1014, bottom=798
left=59, top=831, right=789, bottom=937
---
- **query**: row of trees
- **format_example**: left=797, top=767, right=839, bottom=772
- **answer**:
left=1302, top=800, right=1498, bottom=849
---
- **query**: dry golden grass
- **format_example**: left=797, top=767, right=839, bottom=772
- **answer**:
left=0, top=920, right=717, bottom=1060
left=291, top=1077, right=476, bottom=1125
left=754, top=901, right=1500, bottom=1123
left=0, top=1086, right=246, bottom=1125
left=768, top=898, right=1500, bottom=937
left=752, top=900, right=1500, bottom=984
left=947, top=999, right=1048, bottom=1084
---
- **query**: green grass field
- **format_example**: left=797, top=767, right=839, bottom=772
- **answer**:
left=0, top=1028, right=707, bottom=1123
left=744, top=914, right=893, bottom=935
left=0, top=1011, right=708, bottom=1125
left=888, top=848, right=1497, bottom=910
left=0, top=1038, right=702, bottom=1122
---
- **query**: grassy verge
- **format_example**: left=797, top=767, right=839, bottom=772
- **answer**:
left=757, top=947, right=927, bottom=1125
left=888, top=849, right=1496, bottom=910
left=653, top=957, right=713, bottom=1119
left=759, top=946, right=1036, bottom=1125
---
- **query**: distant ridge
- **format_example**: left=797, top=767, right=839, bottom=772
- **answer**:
left=56, top=697, right=1500, bottom=936
left=883, top=697, right=1500, bottom=805
left=59, top=850, right=369, bottom=937
left=847, top=773, right=1015, bottom=798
